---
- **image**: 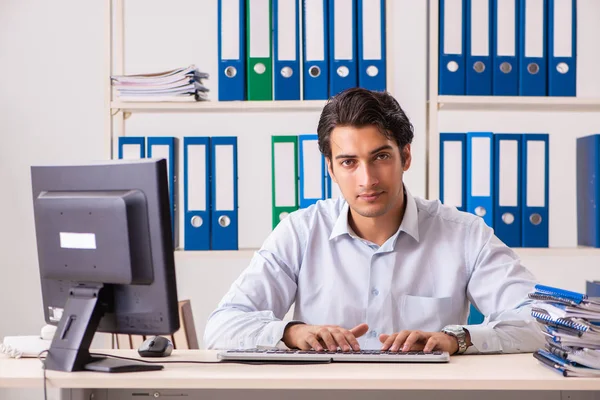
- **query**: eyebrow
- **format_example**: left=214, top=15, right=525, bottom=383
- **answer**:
left=334, top=145, right=394, bottom=160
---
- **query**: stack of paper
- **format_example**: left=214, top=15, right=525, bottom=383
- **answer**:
left=111, top=65, right=209, bottom=102
left=530, top=284, right=600, bottom=377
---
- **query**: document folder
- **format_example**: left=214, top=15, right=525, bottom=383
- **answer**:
left=521, top=134, right=549, bottom=247
left=272, top=136, right=299, bottom=228
left=183, top=137, right=211, bottom=251
left=147, top=137, right=179, bottom=247
left=211, top=137, right=239, bottom=250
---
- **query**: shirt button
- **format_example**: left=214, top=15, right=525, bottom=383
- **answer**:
left=371, top=288, right=379, bottom=296
left=370, top=330, right=378, bottom=338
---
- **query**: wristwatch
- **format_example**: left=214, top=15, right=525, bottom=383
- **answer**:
left=441, top=325, right=468, bottom=354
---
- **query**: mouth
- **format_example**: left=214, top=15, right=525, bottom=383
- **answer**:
left=358, top=192, right=383, bottom=201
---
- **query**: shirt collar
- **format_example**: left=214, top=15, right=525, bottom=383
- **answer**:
left=328, top=188, right=420, bottom=243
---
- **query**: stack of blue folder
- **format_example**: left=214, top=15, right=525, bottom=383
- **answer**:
left=440, top=132, right=549, bottom=247
left=218, top=0, right=387, bottom=101
left=439, top=0, right=576, bottom=97
left=530, top=284, right=600, bottom=377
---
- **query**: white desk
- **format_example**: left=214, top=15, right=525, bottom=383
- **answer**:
left=1, top=350, right=599, bottom=400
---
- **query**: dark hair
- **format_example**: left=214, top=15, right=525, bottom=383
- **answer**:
left=317, top=88, right=414, bottom=163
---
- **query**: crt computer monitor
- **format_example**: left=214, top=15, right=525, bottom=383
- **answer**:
left=31, top=158, right=179, bottom=372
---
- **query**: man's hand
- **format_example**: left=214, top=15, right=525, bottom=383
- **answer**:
left=379, top=330, right=470, bottom=354
left=282, top=323, right=369, bottom=352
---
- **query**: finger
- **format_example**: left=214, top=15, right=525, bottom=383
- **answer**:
left=349, top=323, right=369, bottom=338
left=423, top=336, right=439, bottom=353
left=390, top=330, right=412, bottom=352
left=304, top=334, right=324, bottom=351
left=343, top=330, right=361, bottom=351
left=400, top=331, right=426, bottom=352
left=318, top=329, right=338, bottom=351
left=380, top=333, right=398, bottom=351
left=330, top=330, right=352, bottom=352
left=379, top=333, right=390, bottom=343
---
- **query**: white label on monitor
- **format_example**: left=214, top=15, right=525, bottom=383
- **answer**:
left=48, top=307, right=64, bottom=322
left=60, top=232, right=97, bottom=249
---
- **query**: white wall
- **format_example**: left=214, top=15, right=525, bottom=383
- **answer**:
left=1, top=3, right=600, bottom=394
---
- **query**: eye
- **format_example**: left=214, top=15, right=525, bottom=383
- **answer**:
left=341, top=159, right=355, bottom=167
left=375, top=153, right=390, bottom=160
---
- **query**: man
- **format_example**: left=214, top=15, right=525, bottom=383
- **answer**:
left=204, top=88, right=544, bottom=355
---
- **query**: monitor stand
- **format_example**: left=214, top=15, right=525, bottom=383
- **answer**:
left=43, top=283, right=163, bottom=373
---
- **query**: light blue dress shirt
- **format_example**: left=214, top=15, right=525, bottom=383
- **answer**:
left=204, top=190, right=545, bottom=353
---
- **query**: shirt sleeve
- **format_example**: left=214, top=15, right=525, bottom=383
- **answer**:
left=462, top=218, right=545, bottom=354
left=203, top=215, right=306, bottom=350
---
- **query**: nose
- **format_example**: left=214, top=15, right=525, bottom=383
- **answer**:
left=357, top=163, right=379, bottom=188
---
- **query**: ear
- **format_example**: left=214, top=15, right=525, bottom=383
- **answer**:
left=402, top=144, right=412, bottom=171
left=326, top=158, right=338, bottom=183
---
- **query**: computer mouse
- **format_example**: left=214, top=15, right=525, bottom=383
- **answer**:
left=138, top=336, right=173, bottom=358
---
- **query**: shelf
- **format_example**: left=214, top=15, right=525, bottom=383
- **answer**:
left=174, top=249, right=257, bottom=260
left=514, top=247, right=600, bottom=258
left=435, top=96, right=600, bottom=112
left=110, top=100, right=327, bottom=113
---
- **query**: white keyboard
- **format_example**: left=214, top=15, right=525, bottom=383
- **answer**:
left=218, top=349, right=450, bottom=363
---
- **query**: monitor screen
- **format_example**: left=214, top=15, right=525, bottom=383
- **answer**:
left=31, top=159, right=179, bottom=372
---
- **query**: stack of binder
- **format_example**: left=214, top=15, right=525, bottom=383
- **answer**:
left=439, top=131, right=549, bottom=247
left=218, top=0, right=387, bottom=102
left=530, top=284, right=600, bottom=377
left=438, top=0, right=576, bottom=97
left=111, top=65, right=209, bottom=102
left=271, top=134, right=340, bottom=228
left=117, top=136, right=240, bottom=251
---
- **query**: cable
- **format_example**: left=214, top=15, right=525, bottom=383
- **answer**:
left=37, top=350, right=48, bottom=400
left=90, top=352, right=332, bottom=366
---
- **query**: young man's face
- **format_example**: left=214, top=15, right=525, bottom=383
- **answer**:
left=327, top=125, right=411, bottom=219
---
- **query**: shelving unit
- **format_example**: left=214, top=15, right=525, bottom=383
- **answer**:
left=426, top=0, right=600, bottom=256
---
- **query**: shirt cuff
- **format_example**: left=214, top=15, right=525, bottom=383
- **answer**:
left=462, top=324, right=502, bottom=354
left=257, top=320, right=304, bottom=348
